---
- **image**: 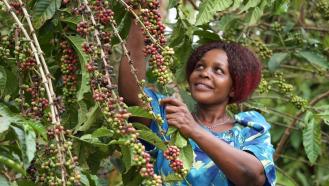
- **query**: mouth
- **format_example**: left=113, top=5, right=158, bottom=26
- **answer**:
left=194, top=82, right=214, bottom=90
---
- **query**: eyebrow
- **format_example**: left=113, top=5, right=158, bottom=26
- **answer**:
left=199, top=59, right=225, bottom=67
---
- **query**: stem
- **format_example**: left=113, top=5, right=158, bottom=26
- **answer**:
left=274, top=89, right=329, bottom=161
left=109, top=21, right=168, bottom=141
left=18, top=0, right=60, bottom=122
left=116, top=0, right=165, bottom=51
left=2, top=0, right=57, bottom=124
left=82, top=0, right=115, bottom=95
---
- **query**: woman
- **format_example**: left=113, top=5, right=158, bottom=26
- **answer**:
left=119, top=20, right=276, bottom=186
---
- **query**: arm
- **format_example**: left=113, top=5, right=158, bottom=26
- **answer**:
left=118, top=20, right=146, bottom=106
left=189, top=126, right=265, bottom=186
left=162, top=98, right=266, bottom=186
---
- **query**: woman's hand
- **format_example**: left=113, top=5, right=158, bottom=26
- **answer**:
left=160, top=97, right=200, bottom=138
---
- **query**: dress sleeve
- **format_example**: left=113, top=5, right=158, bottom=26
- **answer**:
left=237, top=111, right=276, bottom=186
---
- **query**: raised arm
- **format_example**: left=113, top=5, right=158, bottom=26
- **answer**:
left=118, top=20, right=145, bottom=106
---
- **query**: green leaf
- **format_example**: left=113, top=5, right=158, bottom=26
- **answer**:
left=60, top=16, right=81, bottom=26
left=268, top=52, right=289, bottom=71
left=120, top=145, right=134, bottom=173
left=133, top=122, right=151, bottom=131
left=0, top=175, right=10, bottom=186
left=0, top=66, right=7, bottom=96
left=171, top=131, right=187, bottom=148
left=32, top=0, right=61, bottom=29
left=217, top=14, right=239, bottom=31
left=0, top=155, right=26, bottom=175
left=163, top=173, right=183, bottom=182
left=179, top=142, right=194, bottom=170
left=196, top=0, right=233, bottom=25
left=111, top=12, right=132, bottom=45
left=16, top=179, right=37, bottom=186
left=127, top=106, right=153, bottom=119
left=3, top=68, right=18, bottom=96
left=137, top=129, right=166, bottom=151
left=26, top=121, right=47, bottom=140
left=295, top=51, right=329, bottom=70
left=66, top=35, right=91, bottom=101
left=76, top=105, right=99, bottom=131
left=92, top=127, right=114, bottom=138
left=11, top=125, right=36, bottom=169
left=239, top=0, right=261, bottom=12
left=122, top=167, right=143, bottom=186
left=0, top=105, right=11, bottom=133
left=302, top=111, right=321, bottom=164
left=314, top=105, right=329, bottom=125
left=77, top=101, right=88, bottom=126
left=166, top=126, right=177, bottom=136
left=245, top=7, right=263, bottom=26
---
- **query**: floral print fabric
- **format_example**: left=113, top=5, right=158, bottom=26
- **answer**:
left=144, top=88, right=276, bottom=186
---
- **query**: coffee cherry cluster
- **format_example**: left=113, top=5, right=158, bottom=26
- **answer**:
left=163, top=145, right=187, bottom=177
left=272, top=22, right=283, bottom=33
left=76, top=21, right=91, bottom=36
left=18, top=78, right=49, bottom=119
left=274, top=72, right=308, bottom=110
left=32, top=127, right=80, bottom=186
left=133, top=143, right=162, bottom=186
left=258, top=79, right=271, bottom=94
left=290, top=95, right=308, bottom=110
left=0, top=35, right=11, bottom=59
left=250, top=39, right=272, bottom=60
left=316, top=0, right=329, bottom=20
left=59, top=41, right=79, bottom=103
left=128, top=0, right=174, bottom=86
left=9, top=1, right=23, bottom=15
left=286, top=32, right=304, bottom=45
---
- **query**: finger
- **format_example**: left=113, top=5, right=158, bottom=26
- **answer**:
left=160, top=97, right=184, bottom=107
left=165, top=105, right=180, bottom=114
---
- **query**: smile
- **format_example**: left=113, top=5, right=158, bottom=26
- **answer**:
left=194, top=83, right=213, bottom=90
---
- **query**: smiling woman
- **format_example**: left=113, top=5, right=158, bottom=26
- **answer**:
left=119, top=19, right=276, bottom=186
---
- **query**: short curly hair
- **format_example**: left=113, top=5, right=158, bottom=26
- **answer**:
left=186, top=42, right=261, bottom=104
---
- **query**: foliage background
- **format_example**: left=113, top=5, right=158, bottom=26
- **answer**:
left=0, top=0, right=329, bottom=185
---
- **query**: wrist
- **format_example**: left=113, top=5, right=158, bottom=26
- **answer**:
left=188, top=124, right=205, bottom=139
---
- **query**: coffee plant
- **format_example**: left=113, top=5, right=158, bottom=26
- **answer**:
left=0, top=0, right=328, bottom=186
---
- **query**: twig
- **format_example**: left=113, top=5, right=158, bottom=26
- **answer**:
left=274, top=90, right=329, bottom=161
left=186, top=0, right=198, bottom=10
left=116, top=0, right=165, bottom=51
left=2, top=0, right=57, bottom=124
left=82, top=0, right=114, bottom=90
left=18, top=0, right=60, bottom=122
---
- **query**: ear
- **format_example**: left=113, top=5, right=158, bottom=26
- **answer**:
left=229, top=89, right=235, bottom=98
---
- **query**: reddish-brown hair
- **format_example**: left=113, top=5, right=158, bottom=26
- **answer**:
left=186, top=42, right=261, bottom=103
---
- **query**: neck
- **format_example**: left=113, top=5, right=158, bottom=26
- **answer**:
left=196, top=103, right=228, bottom=124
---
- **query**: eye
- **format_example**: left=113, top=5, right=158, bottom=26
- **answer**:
left=194, top=63, right=204, bottom=70
left=215, top=67, right=224, bottom=74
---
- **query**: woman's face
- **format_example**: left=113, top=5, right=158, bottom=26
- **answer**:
left=188, top=49, right=234, bottom=105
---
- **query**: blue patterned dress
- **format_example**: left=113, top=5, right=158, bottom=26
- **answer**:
left=144, top=88, right=276, bottom=186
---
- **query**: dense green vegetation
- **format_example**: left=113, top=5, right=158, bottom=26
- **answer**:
left=0, top=0, right=328, bottom=185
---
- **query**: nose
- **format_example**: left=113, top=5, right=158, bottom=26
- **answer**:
left=199, top=67, right=211, bottom=78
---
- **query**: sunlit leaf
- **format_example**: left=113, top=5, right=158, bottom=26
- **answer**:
left=137, top=129, right=166, bottom=151
left=196, top=0, right=233, bottom=25
left=32, top=0, right=61, bottom=29
left=295, top=51, right=329, bottom=69
left=268, top=52, right=289, bottom=71
left=302, top=111, right=321, bottom=164
left=66, top=35, right=91, bottom=101
left=128, top=106, right=153, bottom=119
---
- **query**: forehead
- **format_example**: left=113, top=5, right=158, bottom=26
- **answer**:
left=201, top=49, right=228, bottom=65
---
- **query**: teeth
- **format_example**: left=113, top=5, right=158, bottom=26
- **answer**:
left=195, top=83, right=212, bottom=89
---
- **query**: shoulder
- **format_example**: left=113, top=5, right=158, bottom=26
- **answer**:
left=234, top=111, right=271, bottom=134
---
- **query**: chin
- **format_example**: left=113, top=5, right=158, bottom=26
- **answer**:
left=191, top=92, right=214, bottom=104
